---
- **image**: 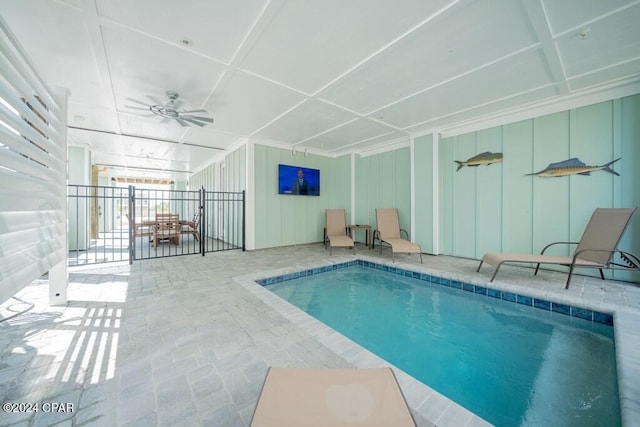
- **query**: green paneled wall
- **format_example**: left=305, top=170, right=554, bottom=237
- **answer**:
left=187, top=146, right=246, bottom=246
left=192, top=94, right=639, bottom=283
left=224, top=146, right=246, bottom=247
left=476, top=127, right=503, bottom=257
left=452, top=133, right=478, bottom=258
left=502, top=120, right=534, bottom=253
left=355, top=148, right=412, bottom=237
left=438, top=140, right=454, bottom=255
left=619, top=95, right=640, bottom=282
left=437, top=94, right=640, bottom=281
left=532, top=111, right=570, bottom=253
left=414, top=135, right=434, bottom=253
left=253, top=145, right=351, bottom=249
left=189, top=163, right=217, bottom=191
left=328, top=154, right=352, bottom=216
left=224, top=145, right=246, bottom=192
left=188, top=145, right=246, bottom=192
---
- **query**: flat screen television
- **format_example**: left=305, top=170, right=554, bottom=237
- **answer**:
left=278, top=164, right=320, bottom=196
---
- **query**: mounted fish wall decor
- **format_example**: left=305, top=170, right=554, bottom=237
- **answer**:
left=454, top=152, right=503, bottom=171
left=527, top=157, right=621, bottom=177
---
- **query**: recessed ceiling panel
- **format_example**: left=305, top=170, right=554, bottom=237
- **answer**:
left=334, top=131, right=409, bottom=154
left=374, top=48, right=553, bottom=129
left=117, top=113, right=187, bottom=141
left=206, top=71, right=305, bottom=135
left=405, top=86, right=559, bottom=135
left=0, top=0, right=112, bottom=107
left=319, top=0, right=537, bottom=114
left=303, top=119, right=398, bottom=151
left=3, top=0, right=640, bottom=179
left=67, top=102, right=120, bottom=133
left=96, top=0, right=268, bottom=63
left=555, top=5, right=640, bottom=78
left=568, top=58, right=640, bottom=91
left=254, top=100, right=357, bottom=143
left=239, top=0, right=453, bottom=94
left=69, top=128, right=220, bottom=178
left=542, top=0, right=635, bottom=36
left=181, top=127, right=242, bottom=151
left=102, top=26, right=226, bottom=113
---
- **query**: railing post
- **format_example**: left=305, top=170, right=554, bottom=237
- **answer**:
left=129, top=185, right=135, bottom=264
left=242, top=190, right=246, bottom=251
left=200, top=186, right=205, bottom=256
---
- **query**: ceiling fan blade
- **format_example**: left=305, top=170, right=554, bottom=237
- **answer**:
left=183, top=118, right=206, bottom=127
left=180, top=109, right=208, bottom=114
left=175, top=118, right=190, bottom=127
left=125, top=97, right=151, bottom=107
left=124, top=105, right=151, bottom=111
left=181, top=115, right=213, bottom=123
left=124, top=112, right=156, bottom=118
left=160, top=118, right=172, bottom=124
left=146, top=95, right=163, bottom=105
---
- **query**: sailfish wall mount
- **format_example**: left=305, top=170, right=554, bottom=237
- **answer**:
left=527, top=157, right=621, bottom=177
left=454, top=152, right=503, bottom=171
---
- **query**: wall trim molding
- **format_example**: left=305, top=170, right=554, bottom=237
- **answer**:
left=412, top=80, right=640, bottom=140
left=355, top=137, right=411, bottom=158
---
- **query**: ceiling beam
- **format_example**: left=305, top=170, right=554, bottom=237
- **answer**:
left=68, top=125, right=226, bottom=151
left=80, top=0, right=122, bottom=132
left=521, top=0, right=569, bottom=95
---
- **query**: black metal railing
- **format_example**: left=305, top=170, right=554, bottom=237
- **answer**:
left=67, top=185, right=245, bottom=266
left=202, top=190, right=246, bottom=254
left=67, top=185, right=130, bottom=266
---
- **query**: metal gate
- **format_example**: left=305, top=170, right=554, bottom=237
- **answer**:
left=67, top=185, right=244, bottom=266
left=68, top=185, right=130, bottom=265
left=201, top=190, right=246, bottom=254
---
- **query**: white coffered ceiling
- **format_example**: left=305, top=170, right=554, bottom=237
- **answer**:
left=1, top=0, right=639, bottom=181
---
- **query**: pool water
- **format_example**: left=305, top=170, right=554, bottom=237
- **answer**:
left=265, top=265, right=620, bottom=427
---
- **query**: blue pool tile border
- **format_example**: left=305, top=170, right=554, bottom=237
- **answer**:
left=256, top=260, right=614, bottom=326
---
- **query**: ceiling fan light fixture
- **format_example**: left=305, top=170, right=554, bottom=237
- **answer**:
left=126, top=90, right=213, bottom=127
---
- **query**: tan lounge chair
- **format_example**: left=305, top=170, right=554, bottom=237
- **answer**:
left=250, top=367, right=416, bottom=427
left=374, top=208, right=422, bottom=263
left=477, top=207, right=639, bottom=289
left=325, top=209, right=355, bottom=255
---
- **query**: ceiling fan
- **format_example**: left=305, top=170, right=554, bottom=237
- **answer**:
left=124, top=90, right=214, bottom=127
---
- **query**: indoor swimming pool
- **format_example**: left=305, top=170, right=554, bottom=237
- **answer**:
left=259, top=261, right=620, bottom=427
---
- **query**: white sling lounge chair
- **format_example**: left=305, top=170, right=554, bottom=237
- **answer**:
left=374, top=208, right=422, bottom=263
left=477, top=207, right=639, bottom=289
left=325, top=209, right=355, bottom=255
left=250, top=367, right=416, bottom=427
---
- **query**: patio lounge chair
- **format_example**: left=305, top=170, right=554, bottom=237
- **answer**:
left=250, top=367, right=416, bottom=427
left=477, top=207, right=640, bottom=289
left=374, top=208, right=423, bottom=263
left=325, top=209, right=355, bottom=255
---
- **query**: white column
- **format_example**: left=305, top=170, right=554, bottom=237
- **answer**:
left=410, top=136, right=415, bottom=241
left=432, top=132, right=440, bottom=255
left=50, top=86, right=69, bottom=306
left=245, top=140, right=255, bottom=250
left=350, top=152, right=356, bottom=224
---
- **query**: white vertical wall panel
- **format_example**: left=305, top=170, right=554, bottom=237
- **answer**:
left=0, top=16, right=67, bottom=304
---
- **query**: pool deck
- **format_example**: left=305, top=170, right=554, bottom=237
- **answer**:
left=1, top=243, right=639, bottom=426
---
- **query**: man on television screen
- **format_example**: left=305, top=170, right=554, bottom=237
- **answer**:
left=291, top=169, right=309, bottom=195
